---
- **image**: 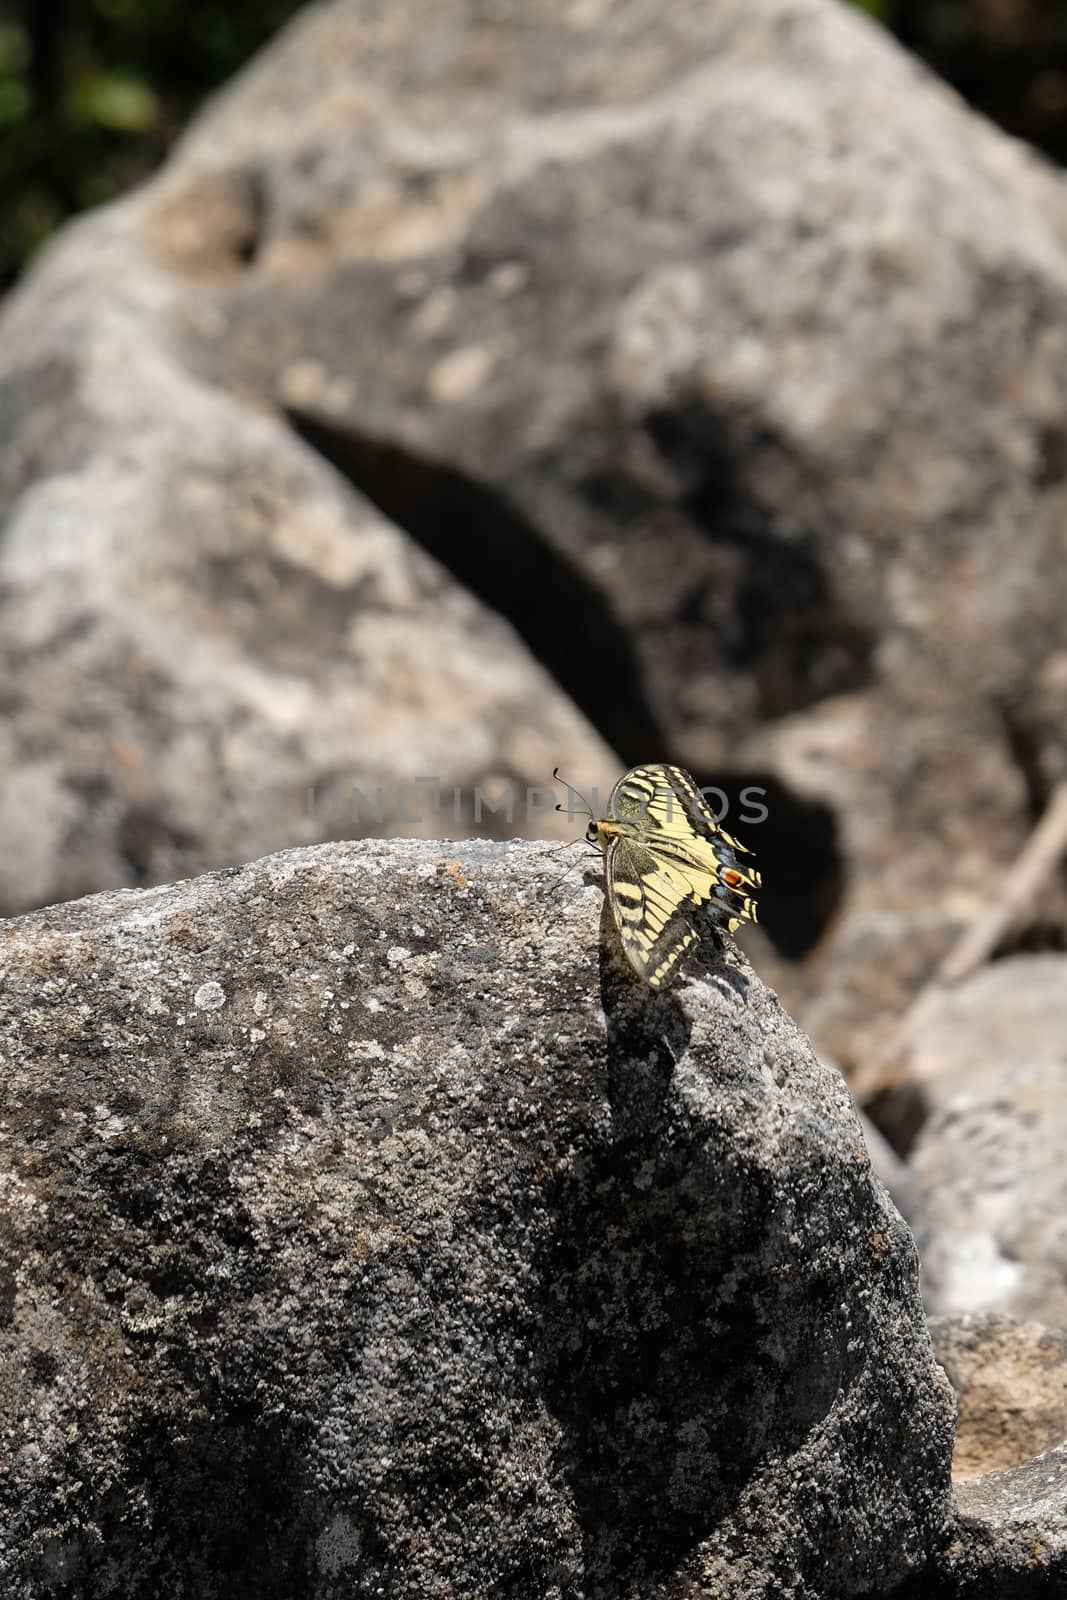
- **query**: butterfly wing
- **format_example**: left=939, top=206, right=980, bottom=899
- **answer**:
left=609, top=764, right=761, bottom=930
left=604, top=835, right=709, bottom=989
left=602, top=764, right=761, bottom=986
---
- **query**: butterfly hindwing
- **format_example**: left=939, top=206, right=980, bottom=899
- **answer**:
left=595, top=763, right=761, bottom=988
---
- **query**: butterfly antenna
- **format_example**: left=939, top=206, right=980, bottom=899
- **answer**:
left=528, top=769, right=599, bottom=892
left=552, top=766, right=594, bottom=823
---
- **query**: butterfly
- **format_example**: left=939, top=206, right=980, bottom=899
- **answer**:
left=584, top=763, right=760, bottom=988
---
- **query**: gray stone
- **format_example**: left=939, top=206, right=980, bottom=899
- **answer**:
left=3, top=0, right=1067, bottom=1063
left=0, top=839, right=953, bottom=1598
left=0, top=194, right=616, bottom=919
left=932, top=1447, right=1067, bottom=1598
left=930, top=1314, right=1067, bottom=1483
left=908, top=957, right=1067, bottom=1328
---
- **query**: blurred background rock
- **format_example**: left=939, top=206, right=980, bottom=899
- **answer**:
left=3, top=0, right=1067, bottom=1071
left=0, top=0, right=305, bottom=286
left=4, top=1, right=1067, bottom=288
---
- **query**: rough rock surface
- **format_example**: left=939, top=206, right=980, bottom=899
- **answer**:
left=930, top=1314, right=1067, bottom=1482
left=925, top=1447, right=1067, bottom=1599
left=907, top=957, right=1067, bottom=1328
left=0, top=839, right=953, bottom=1598
left=0, top=206, right=616, bottom=921
left=3, top=0, right=1067, bottom=1058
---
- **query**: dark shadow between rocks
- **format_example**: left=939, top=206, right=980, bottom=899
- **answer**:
left=645, top=397, right=875, bottom=721
left=862, top=1080, right=929, bottom=1160
left=693, top=770, right=845, bottom=962
left=285, top=407, right=665, bottom=766
left=882, top=1552, right=1067, bottom=1600
left=531, top=908, right=868, bottom=1596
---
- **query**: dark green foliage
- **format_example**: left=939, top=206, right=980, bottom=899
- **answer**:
left=854, top=1, right=1067, bottom=168
left=887, top=1, right=1067, bottom=168
left=0, top=0, right=305, bottom=285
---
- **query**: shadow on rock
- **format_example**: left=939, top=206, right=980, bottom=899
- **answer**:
left=532, top=910, right=865, bottom=1596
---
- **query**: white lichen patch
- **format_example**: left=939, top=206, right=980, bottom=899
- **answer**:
left=193, top=980, right=227, bottom=1010
left=349, top=1038, right=387, bottom=1062
left=92, top=1105, right=127, bottom=1142
left=0, top=1168, right=46, bottom=1215
left=315, top=1514, right=363, bottom=1579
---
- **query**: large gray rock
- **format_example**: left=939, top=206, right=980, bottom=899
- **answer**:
left=930, top=1314, right=1067, bottom=1483
left=0, top=193, right=616, bottom=919
left=157, top=0, right=1067, bottom=1058
left=4, top=0, right=1067, bottom=1061
left=908, top=957, right=1067, bottom=1328
left=0, top=839, right=953, bottom=1598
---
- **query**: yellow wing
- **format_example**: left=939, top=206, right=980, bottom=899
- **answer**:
left=599, top=764, right=760, bottom=987
left=604, top=835, right=712, bottom=987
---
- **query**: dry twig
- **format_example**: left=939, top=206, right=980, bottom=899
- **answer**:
left=853, top=780, right=1067, bottom=1102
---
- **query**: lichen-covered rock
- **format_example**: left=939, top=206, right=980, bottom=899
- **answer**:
left=908, top=957, right=1067, bottom=1329
left=0, top=839, right=952, bottom=1598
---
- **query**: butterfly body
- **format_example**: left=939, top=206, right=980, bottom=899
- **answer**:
left=588, top=764, right=760, bottom=988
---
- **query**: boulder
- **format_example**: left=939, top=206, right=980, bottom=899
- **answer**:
left=930, top=1314, right=1067, bottom=1483
left=0, top=839, right=953, bottom=1598
left=0, top=189, right=616, bottom=919
left=2, top=0, right=1067, bottom=1060
left=908, top=957, right=1067, bottom=1328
